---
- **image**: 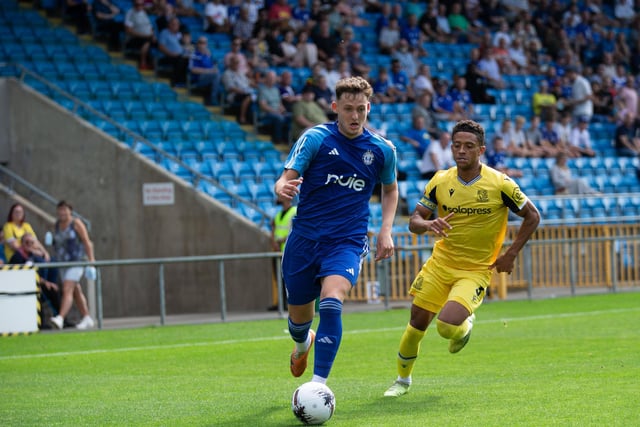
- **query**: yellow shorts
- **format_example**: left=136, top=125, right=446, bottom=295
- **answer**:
left=410, top=256, right=492, bottom=314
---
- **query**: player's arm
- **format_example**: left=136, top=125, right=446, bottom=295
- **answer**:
left=490, top=200, right=540, bottom=273
left=409, top=204, right=453, bottom=237
left=274, top=169, right=302, bottom=202
left=375, top=182, right=398, bottom=261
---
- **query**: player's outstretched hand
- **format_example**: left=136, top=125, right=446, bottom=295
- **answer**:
left=375, top=232, right=394, bottom=261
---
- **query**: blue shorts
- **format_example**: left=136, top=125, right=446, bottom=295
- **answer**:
left=282, top=232, right=370, bottom=305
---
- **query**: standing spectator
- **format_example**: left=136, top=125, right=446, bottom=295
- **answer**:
left=279, top=70, right=302, bottom=113
left=189, top=37, right=222, bottom=106
left=49, top=201, right=96, bottom=330
left=400, top=115, right=432, bottom=158
left=383, top=120, right=540, bottom=397
left=269, top=197, right=297, bottom=311
left=124, top=0, right=155, bottom=70
left=92, top=0, right=124, bottom=51
left=290, top=84, right=329, bottom=141
left=3, top=203, right=36, bottom=263
left=565, top=65, right=594, bottom=122
left=157, top=17, right=190, bottom=87
left=616, top=76, right=639, bottom=119
left=464, top=47, right=497, bottom=104
left=274, top=76, right=398, bottom=386
left=418, top=131, right=454, bottom=180
left=614, top=111, right=640, bottom=157
left=568, top=116, right=596, bottom=158
left=204, top=0, right=230, bottom=34
left=222, top=56, right=256, bottom=124
left=550, top=152, right=600, bottom=195
left=65, top=0, right=92, bottom=35
left=258, top=70, right=292, bottom=144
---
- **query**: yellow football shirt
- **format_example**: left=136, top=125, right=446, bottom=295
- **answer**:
left=418, top=164, right=528, bottom=271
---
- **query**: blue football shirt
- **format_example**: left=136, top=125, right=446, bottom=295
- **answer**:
left=284, top=122, right=397, bottom=241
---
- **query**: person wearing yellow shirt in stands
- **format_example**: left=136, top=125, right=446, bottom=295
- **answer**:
left=3, top=203, right=36, bottom=263
left=269, top=197, right=297, bottom=310
left=532, top=79, right=557, bottom=122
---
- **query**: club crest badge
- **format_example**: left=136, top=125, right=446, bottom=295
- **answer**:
left=362, top=150, right=374, bottom=165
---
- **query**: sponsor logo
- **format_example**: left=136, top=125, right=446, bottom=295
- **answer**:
left=442, top=205, right=492, bottom=215
left=325, top=173, right=366, bottom=191
left=362, top=150, right=374, bottom=165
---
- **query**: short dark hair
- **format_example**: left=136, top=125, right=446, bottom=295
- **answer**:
left=57, top=200, right=73, bottom=211
left=452, top=119, right=485, bottom=147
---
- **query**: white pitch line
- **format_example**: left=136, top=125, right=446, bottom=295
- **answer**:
left=1, top=306, right=638, bottom=362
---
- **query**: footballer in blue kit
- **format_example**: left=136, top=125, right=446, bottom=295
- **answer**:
left=275, top=76, right=399, bottom=386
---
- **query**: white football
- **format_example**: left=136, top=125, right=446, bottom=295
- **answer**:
left=291, top=381, right=336, bottom=425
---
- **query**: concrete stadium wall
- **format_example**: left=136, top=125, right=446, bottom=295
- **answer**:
left=0, top=78, right=275, bottom=317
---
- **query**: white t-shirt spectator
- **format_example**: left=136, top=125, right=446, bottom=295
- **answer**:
left=204, top=1, right=228, bottom=31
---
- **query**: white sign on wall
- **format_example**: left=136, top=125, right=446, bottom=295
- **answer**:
left=143, top=182, right=175, bottom=206
left=0, top=269, right=38, bottom=334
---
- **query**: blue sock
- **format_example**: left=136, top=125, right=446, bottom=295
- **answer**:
left=288, top=318, right=313, bottom=346
left=314, top=298, right=343, bottom=380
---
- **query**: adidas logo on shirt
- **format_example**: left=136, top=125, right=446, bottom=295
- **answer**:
left=318, top=336, right=334, bottom=344
left=329, top=148, right=340, bottom=155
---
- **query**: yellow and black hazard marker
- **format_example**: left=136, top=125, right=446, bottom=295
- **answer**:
left=0, top=264, right=41, bottom=335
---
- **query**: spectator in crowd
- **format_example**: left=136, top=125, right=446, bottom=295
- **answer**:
left=347, top=42, right=371, bottom=78
left=417, top=131, right=454, bottom=180
left=49, top=201, right=96, bottom=330
left=311, top=74, right=336, bottom=120
left=388, top=58, right=413, bottom=102
left=204, top=0, right=230, bottom=33
left=65, top=0, right=92, bottom=35
left=464, top=47, right=497, bottom=104
left=313, top=18, right=339, bottom=63
left=379, top=16, right=401, bottom=54
left=411, top=91, right=440, bottom=138
left=175, top=0, right=199, bottom=17
left=124, top=0, right=155, bottom=70
left=616, top=76, right=639, bottom=119
left=258, top=70, right=292, bottom=144
left=157, top=17, right=190, bottom=87
left=92, top=0, right=124, bottom=51
left=565, top=65, right=594, bottom=122
left=477, top=48, right=506, bottom=89
left=9, top=233, right=59, bottom=307
left=591, top=80, right=615, bottom=119
left=401, top=13, right=427, bottom=55
left=540, top=117, right=564, bottom=157
left=432, top=80, right=462, bottom=122
left=371, top=66, right=395, bottom=104
left=449, top=75, right=474, bottom=119
left=264, top=27, right=287, bottom=67
left=525, top=115, right=553, bottom=158
left=568, top=116, right=597, bottom=158
left=268, top=0, right=293, bottom=30
left=532, top=79, right=558, bottom=122
left=290, top=0, right=313, bottom=31
left=290, top=84, right=329, bottom=141
left=269, top=196, right=297, bottom=311
left=279, top=70, right=302, bottom=112
left=412, top=63, right=435, bottom=97
left=232, top=4, right=253, bottom=41
left=3, top=203, right=36, bottom=263
left=222, top=56, right=256, bottom=124
left=392, top=39, right=419, bottom=79
left=324, top=58, right=342, bottom=94
left=224, top=37, right=250, bottom=77
left=156, top=3, right=187, bottom=33
left=294, top=29, right=318, bottom=68
left=614, top=111, right=640, bottom=157
left=550, top=152, right=600, bottom=195
left=485, top=135, right=524, bottom=178
left=400, top=115, right=432, bottom=158
left=189, top=36, right=221, bottom=106
left=554, top=112, right=574, bottom=146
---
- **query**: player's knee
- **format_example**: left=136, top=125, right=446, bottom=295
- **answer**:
left=436, top=319, right=458, bottom=339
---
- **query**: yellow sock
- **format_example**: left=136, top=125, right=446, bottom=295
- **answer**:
left=436, top=318, right=470, bottom=340
left=397, top=323, right=426, bottom=379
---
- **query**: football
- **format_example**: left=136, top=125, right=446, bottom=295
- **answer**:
left=291, top=381, right=336, bottom=425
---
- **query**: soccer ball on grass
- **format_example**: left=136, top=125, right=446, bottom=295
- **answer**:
left=291, top=381, right=335, bottom=425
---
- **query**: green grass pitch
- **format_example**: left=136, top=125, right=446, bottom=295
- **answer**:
left=1, top=292, right=639, bottom=426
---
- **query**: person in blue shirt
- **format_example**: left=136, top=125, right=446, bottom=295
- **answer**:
left=274, top=76, right=399, bottom=387
left=188, top=36, right=221, bottom=106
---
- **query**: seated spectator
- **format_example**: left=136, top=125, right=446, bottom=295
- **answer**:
left=268, top=0, right=293, bottom=31
left=411, top=91, right=439, bottom=138
left=614, top=111, right=640, bottom=157
left=157, top=17, right=190, bottom=86
left=550, top=152, right=600, bottom=195
left=92, top=0, right=124, bottom=51
left=554, top=112, right=574, bottom=146
left=392, top=39, right=419, bottom=79
left=156, top=3, right=188, bottom=33
left=294, top=29, right=318, bottom=68
left=313, top=18, right=340, bottom=63
left=388, top=59, right=413, bottom=103
left=401, top=13, right=427, bottom=56
left=532, top=80, right=558, bottom=122
left=418, top=4, right=455, bottom=44
left=10, top=233, right=61, bottom=327
left=431, top=80, right=462, bottom=122
left=464, top=47, right=497, bottom=104
left=65, top=0, right=92, bottom=35
left=189, top=37, right=221, bottom=106
left=485, top=135, right=523, bottom=178
left=540, top=118, right=564, bottom=158
left=175, top=0, right=199, bottom=17
left=616, top=76, right=639, bottom=119
left=371, top=66, right=395, bottom=104
left=510, top=115, right=539, bottom=158
left=224, top=38, right=250, bottom=77
left=348, top=42, right=371, bottom=78
left=568, top=116, right=597, bottom=158
left=290, top=0, right=313, bottom=31
left=124, top=0, right=155, bottom=70
left=379, top=16, right=401, bottom=54
left=290, top=84, right=329, bottom=141
left=3, top=203, right=36, bottom=263
left=525, top=115, right=554, bottom=158
left=278, top=70, right=302, bottom=112
left=204, top=0, right=230, bottom=34
left=222, top=56, right=256, bottom=124
left=311, top=74, right=336, bottom=120
left=412, top=63, right=434, bottom=97
left=477, top=48, right=506, bottom=89
left=449, top=75, right=474, bottom=119
left=418, top=131, right=454, bottom=180
left=400, top=115, right=432, bottom=158
left=258, top=70, right=292, bottom=144
left=232, top=5, right=253, bottom=41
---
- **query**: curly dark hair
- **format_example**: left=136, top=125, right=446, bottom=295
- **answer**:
left=452, top=119, right=485, bottom=147
left=335, top=76, right=373, bottom=101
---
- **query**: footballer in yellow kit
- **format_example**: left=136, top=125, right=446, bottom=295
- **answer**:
left=384, top=119, right=540, bottom=398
